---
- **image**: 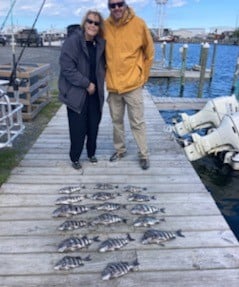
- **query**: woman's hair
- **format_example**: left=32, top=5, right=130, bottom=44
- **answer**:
left=81, top=10, right=104, bottom=37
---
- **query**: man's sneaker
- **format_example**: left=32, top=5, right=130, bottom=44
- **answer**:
left=89, top=156, right=98, bottom=163
left=72, top=161, right=82, bottom=170
left=109, top=151, right=126, bottom=162
left=139, top=158, right=150, bottom=170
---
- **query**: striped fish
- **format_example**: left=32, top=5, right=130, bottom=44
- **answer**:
left=58, top=185, right=85, bottom=194
left=57, top=220, right=88, bottom=231
left=57, top=235, right=100, bottom=252
left=91, top=202, right=127, bottom=212
left=54, top=255, right=91, bottom=270
left=90, top=213, right=127, bottom=226
left=127, top=193, right=156, bottom=202
left=55, top=195, right=85, bottom=205
left=101, top=259, right=139, bottom=280
left=87, top=191, right=121, bottom=201
left=141, top=229, right=185, bottom=246
left=133, top=216, right=165, bottom=227
left=130, top=204, right=165, bottom=215
left=94, top=183, right=118, bottom=190
left=98, top=233, right=135, bottom=252
left=52, top=204, right=89, bottom=217
left=123, top=185, right=147, bottom=193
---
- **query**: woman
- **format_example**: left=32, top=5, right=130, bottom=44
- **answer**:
left=58, top=11, right=105, bottom=169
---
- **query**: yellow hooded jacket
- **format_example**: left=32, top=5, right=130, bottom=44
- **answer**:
left=104, top=7, right=154, bottom=94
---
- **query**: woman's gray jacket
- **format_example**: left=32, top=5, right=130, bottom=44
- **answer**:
left=58, top=30, right=106, bottom=113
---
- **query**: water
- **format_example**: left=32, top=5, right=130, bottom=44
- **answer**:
left=146, top=43, right=239, bottom=241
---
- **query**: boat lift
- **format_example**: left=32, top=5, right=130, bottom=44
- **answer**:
left=0, top=80, right=24, bottom=148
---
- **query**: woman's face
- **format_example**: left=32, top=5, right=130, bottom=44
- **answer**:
left=84, top=13, right=100, bottom=40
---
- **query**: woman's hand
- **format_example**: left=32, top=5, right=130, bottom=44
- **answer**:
left=87, top=82, right=96, bottom=95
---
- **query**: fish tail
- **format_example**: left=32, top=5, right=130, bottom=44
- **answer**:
left=160, top=208, right=166, bottom=213
left=176, top=229, right=185, bottom=237
left=151, top=195, right=157, bottom=200
left=84, top=255, right=92, bottom=261
left=93, top=236, right=101, bottom=242
left=133, top=258, right=140, bottom=267
left=127, top=233, right=135, bottom=241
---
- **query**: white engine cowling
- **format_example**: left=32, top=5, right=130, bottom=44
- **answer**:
left=173, top=95, right=239, bottom=137
left=183, top=112, right=239, bottom=161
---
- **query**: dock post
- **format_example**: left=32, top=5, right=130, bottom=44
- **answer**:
left=179, top=44, right=188, bottom=96
left=199, top=42, right=204, bottom=66
left=161, top=41, right=167, bottom=67
left=210, top=40, right=218, bottom=81
left=231, top=56, right=239, bottom=98
left=198, top=42, right=210, bottom=97
left=168, top=42, right=174, bottom=69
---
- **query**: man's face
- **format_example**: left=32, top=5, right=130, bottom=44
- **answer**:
left=108, top=1, right=126, bottom=21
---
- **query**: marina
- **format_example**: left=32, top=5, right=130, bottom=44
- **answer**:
left=0, top=89, right=239, bottom=286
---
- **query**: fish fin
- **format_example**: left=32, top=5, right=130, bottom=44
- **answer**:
left=161, top=218, right=166, bottom=222
left=160, top=208, right=166, bottom=213
left=151, top=196, right=157, bottom=200
left=123, top=219, right=127, bottom=224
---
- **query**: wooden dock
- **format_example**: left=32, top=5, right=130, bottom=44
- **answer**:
left=150, top=67, right=211, bottom=79
left=0, top=90, right=238, bottom=287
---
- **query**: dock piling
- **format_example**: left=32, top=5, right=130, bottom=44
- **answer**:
left=210, top=40, right=218, bottom=81
left=198, top=42, right=210, bottom=97
left=179, top=44, right=188, bottom=96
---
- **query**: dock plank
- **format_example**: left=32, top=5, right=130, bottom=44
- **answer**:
left=0, top=90, right=238, bottom=286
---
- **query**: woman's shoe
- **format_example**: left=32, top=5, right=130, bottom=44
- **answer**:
left=72, top=161, right=82, bottom=169
left=88, top=156, right=98, bottom=163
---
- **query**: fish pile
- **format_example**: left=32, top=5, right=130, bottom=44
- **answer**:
left=52, top=183, right=185, bottom=279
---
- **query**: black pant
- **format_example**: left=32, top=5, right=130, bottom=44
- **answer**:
left=67, top=94, right=101, bottom=162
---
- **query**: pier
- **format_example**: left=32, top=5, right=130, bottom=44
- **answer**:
left=0, top=89, right=238, bottom=286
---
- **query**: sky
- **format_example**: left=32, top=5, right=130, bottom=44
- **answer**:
left=0, top=0, right=239, bottom=33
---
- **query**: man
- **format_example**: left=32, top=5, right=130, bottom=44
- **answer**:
left=104, top=0, right=154, bottom=170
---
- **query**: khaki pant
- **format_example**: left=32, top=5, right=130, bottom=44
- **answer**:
left=107, top=87, right=148, bottom=159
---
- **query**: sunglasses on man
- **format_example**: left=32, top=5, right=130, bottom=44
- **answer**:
left=108, top=1, right=125, bottom=9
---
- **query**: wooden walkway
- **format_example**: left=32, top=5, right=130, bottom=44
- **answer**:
left=0, top=90, right=238, bottom=287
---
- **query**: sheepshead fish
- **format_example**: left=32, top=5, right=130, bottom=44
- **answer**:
left=141, top=229, right=185, bottom=246
left=52, top=204, right=89, bottom=217
left=91, top=202, right=127, bottom=212
left=101, top=259, right=139, bottom=280
left=57, top=220, right=88, bottom=231
left=94, top=183, right=118, bottom=190
left=133, top=216, right=165, bottom=227
left=57, top=235, right=100, bottom=252
left=54, top=255, right=91, bottom=270
left=55, top=195, right=85, bottom=205
left=88, top=191, right=121, bottom=201
left=90, top=213, right=127, bottom=226
left=123, top=185, right=147, bottom=193
left=127, top=193, right=156, bottom=202
left=130, top=204, right=165, bottom=215
left=98, top=233, right=135, bottom=252
left=58, top=185, right=85, bottom=194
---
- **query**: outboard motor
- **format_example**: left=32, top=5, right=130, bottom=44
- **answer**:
left=173, top=95, right=239, bottom=137
left=183, top=112, right=239, bottom=168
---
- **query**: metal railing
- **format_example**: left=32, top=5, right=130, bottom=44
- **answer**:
left=0, top=81, right=24, bottom=148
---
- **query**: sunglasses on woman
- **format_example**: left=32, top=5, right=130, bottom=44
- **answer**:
left=86, top=18, right=100, bottom=26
